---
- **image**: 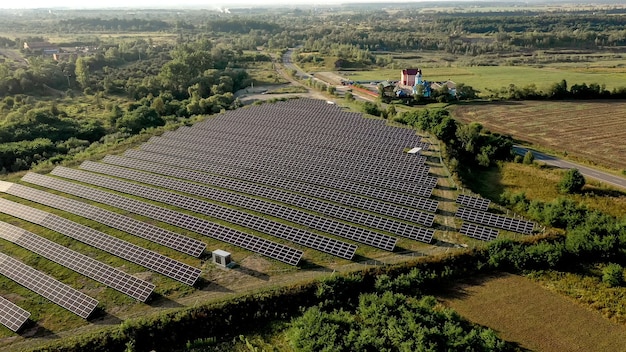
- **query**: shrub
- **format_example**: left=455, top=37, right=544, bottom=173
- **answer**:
left=602, top=263, right=624, bottom=287
left=557, top=168, right=585, bottom=193
left=523, top=150, right=534, bottom=164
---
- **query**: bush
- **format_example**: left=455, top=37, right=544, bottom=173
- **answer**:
left=558, top=168, right=586, bottom=193
left=602, top=263, right=624, bottom=287
left=523, top=150, right=534, bottom=164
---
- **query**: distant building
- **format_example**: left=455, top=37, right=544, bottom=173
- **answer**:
left=400, top=68, right=421, bottom=86
left=430, top=80, right=457, bottom=97
left=23, top=41, right=59, bottom=55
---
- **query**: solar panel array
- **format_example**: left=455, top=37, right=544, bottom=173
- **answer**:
left=459, top=222, right=499, bottom=241
left=140, top=143, right=436, bottom=201
left=161, top=127, right=428, bottom=176
left=153, top=133, right=434, bottom=186
left=0, top=296, right=30, bottom=332
left=63, top=164, right=372, bottom=253
left=102, top=155, right=435, bottom=232
left=455, top=207, right=535, bottom=235
left=147, top=136, right=433, bottom=191
left=124, top=149, right=438, bottom=216
left=0, top=217, right=154, bottom=301
left=456, top=194, right=491, bottom=212
left=4, top=183, right=206, bottom=257
left=0, top=251, right=99, bottom=318
left=0, top=198, right=201, bottom=286
left=22, top=172, right=303, bottom=266
left=128, top=148, right=437, bottom=212
left=81, top=161, right=432, bottom=245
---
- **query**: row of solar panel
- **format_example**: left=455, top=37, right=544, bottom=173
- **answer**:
left=155, top=132, right=436, bottom=187
left=455, top=207, right=535, bottom=234
left=0, top=218, right=153, bottom=302
left=188, top=122, right=430, bottom=159
left=0, top=295, right=30, bottom=332
left=136, top=145, right=437, bottom=210
left=162, top=126, right=426, bottom=177
left=145, top=137, right=433, bottom=193
left=82, top=161, right=434, bottom=244
left=459, top=222, right=499, bottom=241
left=195, top=115, right=422, bottom=147
left=5, top=183, right=206, bottom=257
left=204, top=100, right=414, bottom=138
left=59, top=165, right=386, bottom=253
left=0, top=251, right=98, bottom=321
left=102, top=155, right=435, bottom=230
left=22, top=172, right=303, bottom=266
left=0, top=198, right=201, bottom=286
left=456, top=194, right=491, bottom=211
left=123, top=150, right=440, bottom=216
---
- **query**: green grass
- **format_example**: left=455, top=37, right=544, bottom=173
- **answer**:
left=338, top=65, right=626, bottom=93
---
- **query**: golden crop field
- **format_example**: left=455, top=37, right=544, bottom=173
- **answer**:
left=441, top=273, right=626, bottom=352
left=451, top=100, right=626, bottom=170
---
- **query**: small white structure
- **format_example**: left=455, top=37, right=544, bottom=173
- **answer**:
left=407, top=147, right=423, bottom=155
left=212, top=249, right=232, bottom=267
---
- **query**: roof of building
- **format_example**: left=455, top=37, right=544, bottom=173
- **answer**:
left=24, top=41, right=56, bottom=49
left=401, top=68, right=421, bottom=75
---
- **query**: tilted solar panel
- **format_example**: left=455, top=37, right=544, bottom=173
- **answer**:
left=459, top=222, right=499, bottom=241
left=3, top=183, right=206, bottom=257
left=0, top=296, right=30, bottom=332
left=0, top=251, right=99, bottom=318
left=456, top=194, right=491, bottom=212
left=0, top=218, right=154, bottom=302
left=0, top=198, right=201, bottom=286
left=21, top=172, right=303, bottom=266
left=455, top=207, right=534, bottom=235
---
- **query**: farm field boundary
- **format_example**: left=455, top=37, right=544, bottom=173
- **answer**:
left=451, top=100, right=626, bottom=170
left=441, top=273, right=626, bottom=352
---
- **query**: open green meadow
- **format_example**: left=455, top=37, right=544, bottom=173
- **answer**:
left=341, top=65, right=626, bottom=93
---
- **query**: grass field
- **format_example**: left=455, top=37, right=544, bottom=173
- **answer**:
left=441, top=273, right=626, bottom=352
left=450, top=100, right=626, bottom=170
left=340, top=65, right=626, bottom=93
left=463, top=162, right=626, bottom=218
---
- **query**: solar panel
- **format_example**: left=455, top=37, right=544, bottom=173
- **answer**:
left=138, top=145, right=437, bottom=210
left=456, top=194, right=491, bottom=211
left=0, top=296, right=30, bottom=332
left=102, top=155, right=436, bottom=235
left=0, top=252, right=99, bottom=318
left=149, top=136, right=434, bottom=191
left=455, top=207, right=535, bottom=235
left=3, top=183, right=205, bottom=257
left=141, top=142, right=433, bottom=196
left=459, top=222, right=499, bottom=241
left=123, top=149, right=439, bottom=216
left=21, top=172, right=303, bottom=266
left=0, top=198, right=201, bottom=286
left=163, top=128, right=427, bottom=172
left=70, top=162, right=386, bottom=252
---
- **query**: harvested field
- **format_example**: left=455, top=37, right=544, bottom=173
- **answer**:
left=441, top=273, right=626, bottom=352
left=451, top=100, right=626, bottom=170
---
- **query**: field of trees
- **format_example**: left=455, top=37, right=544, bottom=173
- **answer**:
left=1, top=2, right=626, bottom=351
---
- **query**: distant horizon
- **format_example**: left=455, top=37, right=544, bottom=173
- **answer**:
left=1, top=0, right=434, bottom=10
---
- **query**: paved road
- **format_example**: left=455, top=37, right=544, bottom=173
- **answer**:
left=513, top=146, right=626, bottom=190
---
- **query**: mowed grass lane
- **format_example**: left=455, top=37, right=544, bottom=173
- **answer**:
left=441, top=273, right=626, bottom=352
left=451, top=100, right=626, bottom=170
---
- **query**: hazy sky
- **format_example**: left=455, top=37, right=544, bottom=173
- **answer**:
left=1, top=0, right=389, bottom=9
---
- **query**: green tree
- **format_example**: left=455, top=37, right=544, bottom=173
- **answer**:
left=523, top=150, right=534, bottom=164
left=558, top=168, right=586, bottom=193
left=603, top=263, right=623, bottom=287
left=116, top=106, right=164, bottom=133
left=75, top=57, right=90, bottom=89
